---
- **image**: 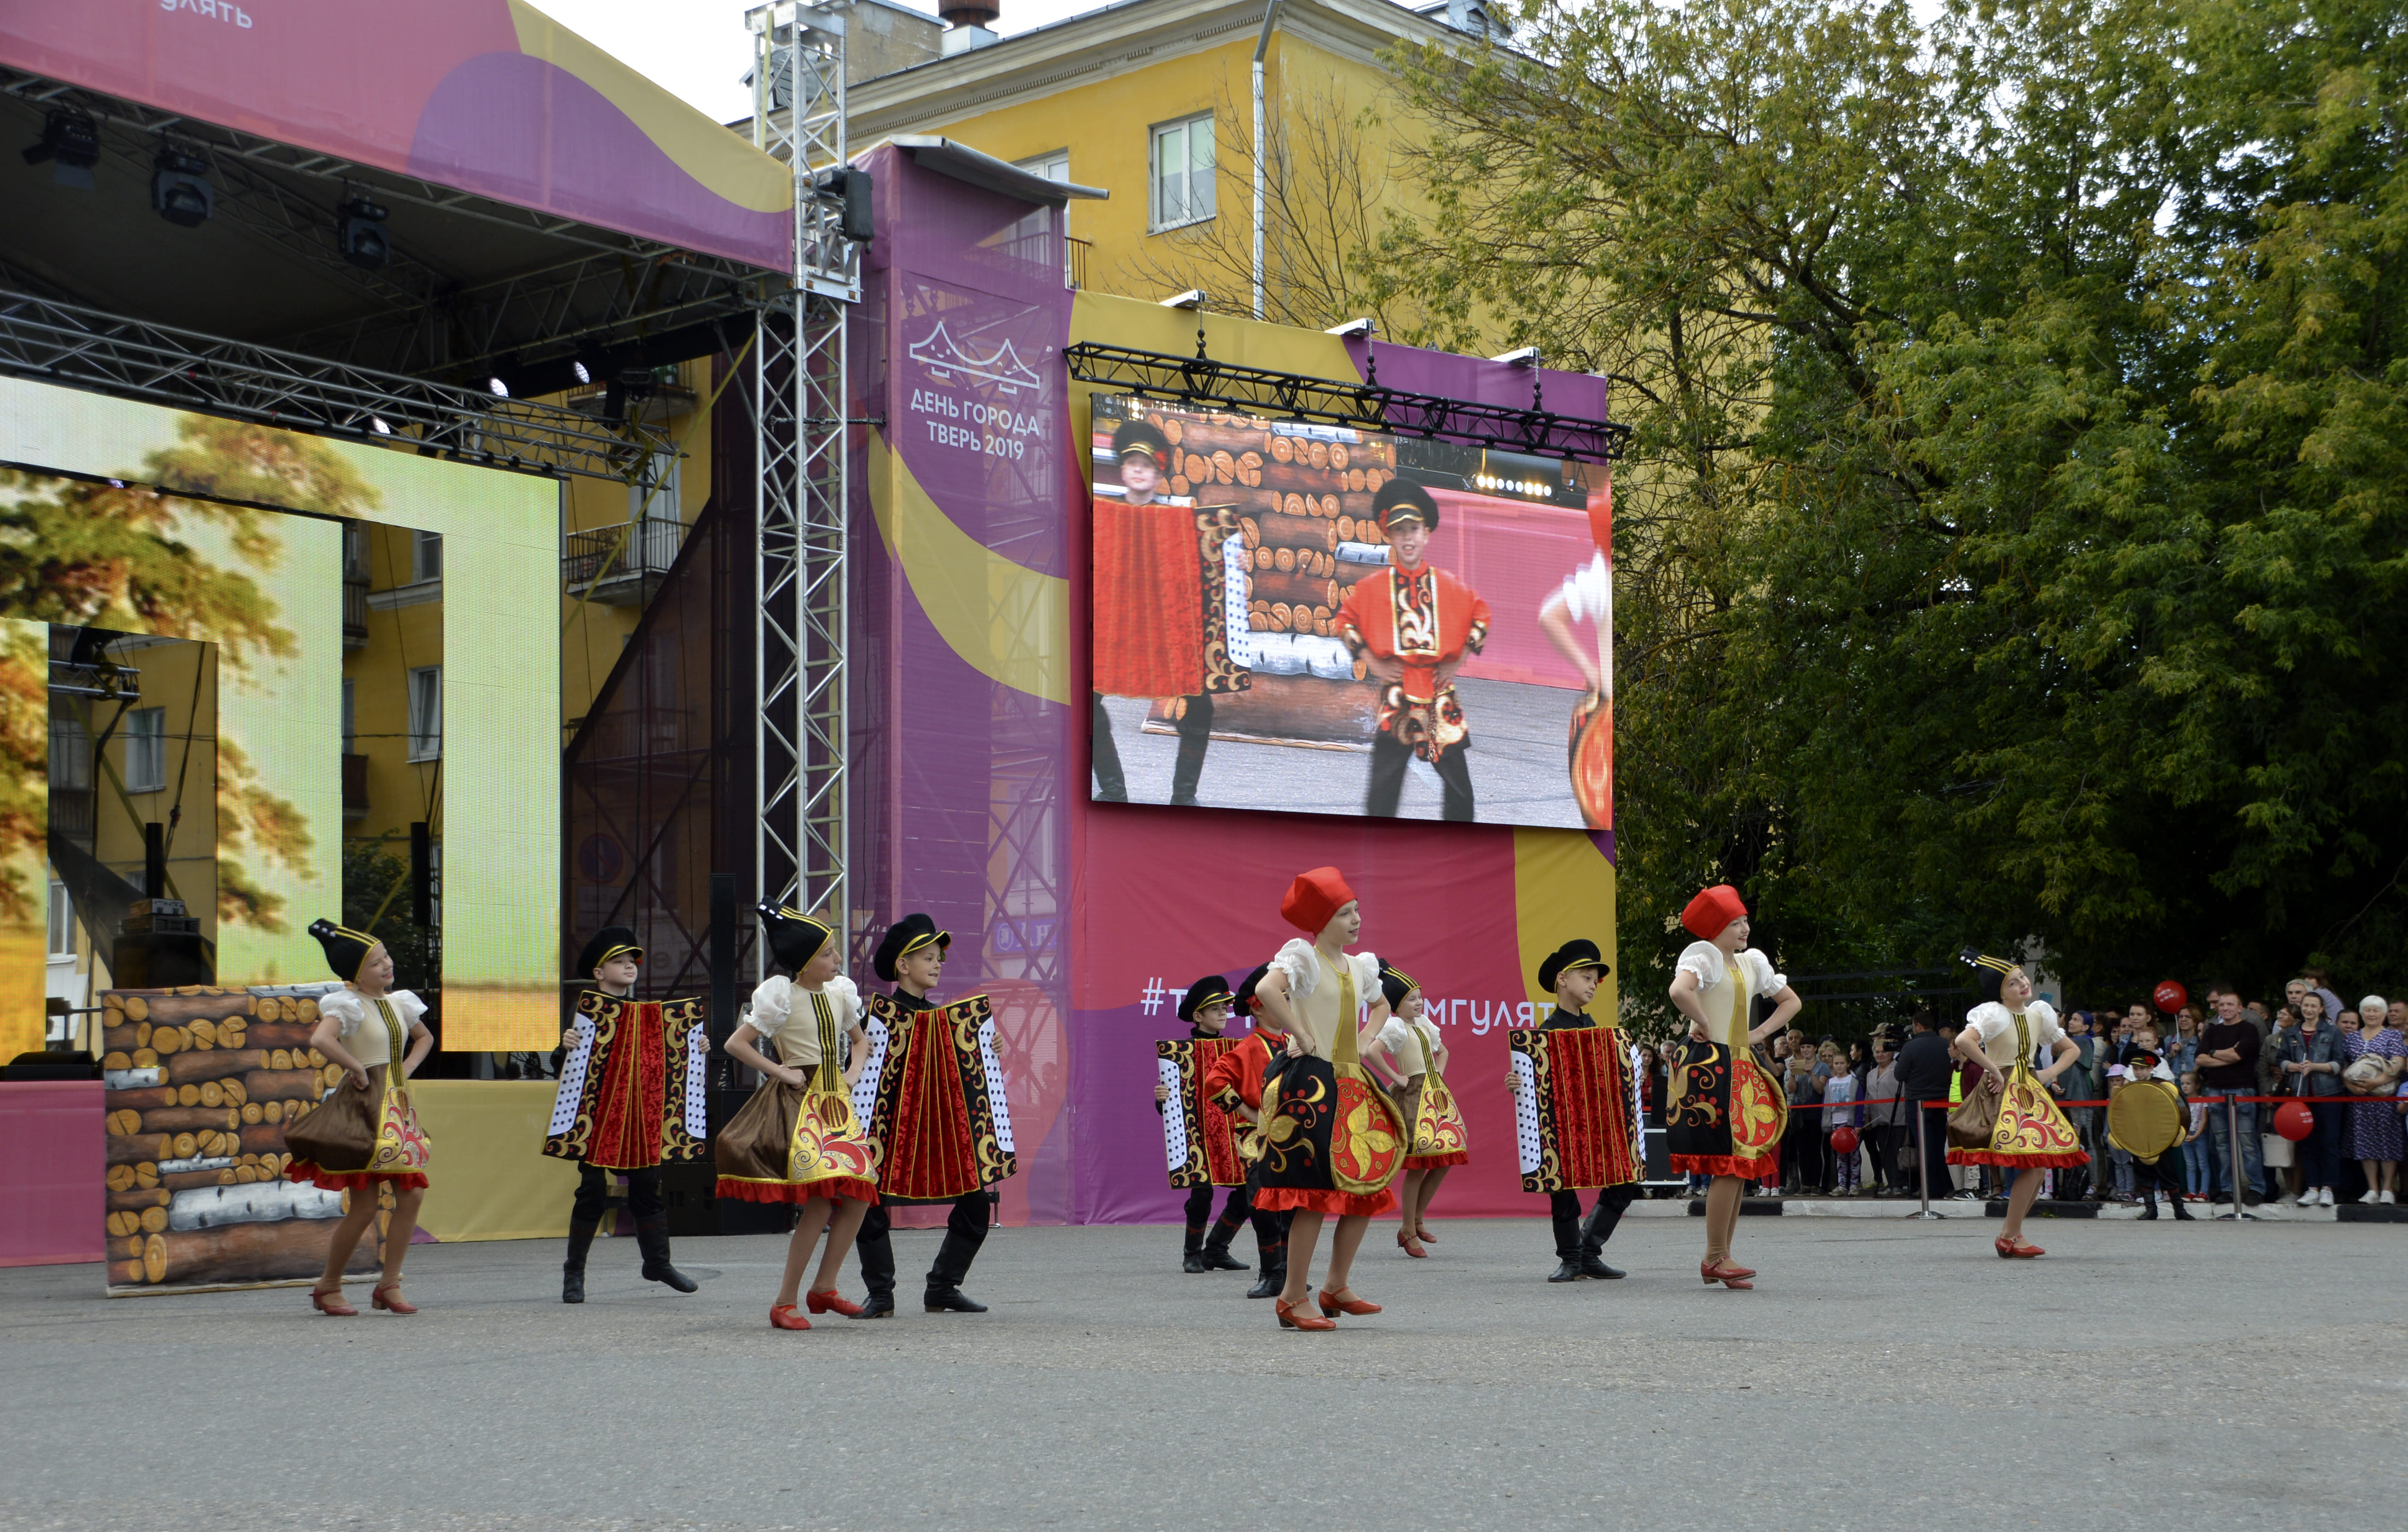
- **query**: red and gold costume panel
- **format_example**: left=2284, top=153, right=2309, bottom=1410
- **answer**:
left=1663, top=1041, right=1785, bottom=1180
left=542, top=993, right=707, bottom=1170
left=858, top=994, right=1016, bottom=1203
left=1509, top=1025, right=1640, bottom=1191
left=1948, top=1075, right=2090, bottom=1169
left=1159, top=1036, right=1246, bottom=1188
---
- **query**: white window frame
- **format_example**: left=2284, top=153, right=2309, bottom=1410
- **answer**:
left=412, top=530, right=443, bottom=585
left=1149, top=114, right=1215, bottom=233
left=49, top=721, right=91, bottom=791
left=48, top=878, right=73, bottom=958
left=407, top=665, right=442, bottom=762
left=124, top=707, right=167, bottom=794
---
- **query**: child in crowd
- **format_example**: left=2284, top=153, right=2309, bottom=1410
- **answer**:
left=1820, top=1041, right=1861, bottom=1194
left=2179, top=1071, right=2209, bottom=1199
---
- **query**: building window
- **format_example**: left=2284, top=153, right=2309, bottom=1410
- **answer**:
left=49, top=720, right=91, bottom=791
left=341, top=677, right=356, bottom=755
left=1149, top=114, right=1214, bottom=232
left=343, top=520, right=369, bottom=580
left=412, top=530, right=443, bottom=585
left=1018, top=150, right=1069, bottom=184
left=407, top=665, right=442, bottom=762
left=48, top=879, right=73, bottom=958
left=124, top=707, right=166, bottom=793
left=628, top=450, right=681, bottom=523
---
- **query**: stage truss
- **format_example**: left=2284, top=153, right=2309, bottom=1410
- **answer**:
left=750, top=1, right=859, bottom=966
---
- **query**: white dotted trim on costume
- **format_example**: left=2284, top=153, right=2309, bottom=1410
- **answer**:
left=1513, top=1049, right=1542, bottom=1176
left=1158, top=1056, right=1189, bottom=1175
left=979, top=1015, right=1015, bottom=1154
left=549, top=1018, right=595, bottom=1136
left=682, top=1020, right=709, bottom=1139
left=850, top=1019, right=890, bottom=1125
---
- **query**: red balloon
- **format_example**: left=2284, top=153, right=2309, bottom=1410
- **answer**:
left=1830, top=1125, right=1860, bottom=1155
left=2274, top=1100, right=2315, bottom=1142
left=2153, top=980, right=2189, bottom=1014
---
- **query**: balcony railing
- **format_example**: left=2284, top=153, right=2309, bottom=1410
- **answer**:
left=343, top=579, right=369, bottom=648
left=1066, top=235, right=1092, bottom=291
left=564, top=517, right=684, bottom=606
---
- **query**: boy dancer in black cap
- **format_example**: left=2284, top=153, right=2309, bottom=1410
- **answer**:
left=1507, top=938, right=1640, bottom=1281
left=1204, top=965, right=1295, bottom=1298
left=1092, top=415, right=1218, bottom=805
left=1336, top=477, right=1493, bottom=821
left=852, top=914, right=1000, bottom=1316
left=543, top=925, right=708, bottom=1302
left=1156, top=974, right=1254, bottom=1273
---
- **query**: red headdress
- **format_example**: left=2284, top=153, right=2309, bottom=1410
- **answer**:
left=1280, top=866, right=1357, bottom=935
left=1679, top=884, right=1747, bottom=941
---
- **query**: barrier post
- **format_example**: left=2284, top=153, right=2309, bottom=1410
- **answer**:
left=1908, top=1101, right=1940, bottom=1219
left=2227, top=1094, right=2245, bottom=1221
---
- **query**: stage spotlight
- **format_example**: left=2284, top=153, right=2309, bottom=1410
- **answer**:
left=150, top=148, right=213, bottom=228
left=486, top=376, right=510, bottom=398
left=22, top=108, right=100, bottom=189
left=1491, top=345, right=1542, bottom=367
left=338, top=195, right=390, bottom=268
left=572, top=360, right=592, bottom=385
left=1324, top=317, right=1377, bottom=339
left=1160, top=288, right=1208, bottom=310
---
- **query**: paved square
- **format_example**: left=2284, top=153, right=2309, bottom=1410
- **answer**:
left=3, top=1215, right=2400, bottom=1530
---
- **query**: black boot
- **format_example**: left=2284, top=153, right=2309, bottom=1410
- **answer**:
left=2139, top=1191, right=2158, bottom=1221
left=1579, top=1189, right=1630, bottom=1277
left=1091, top=694, right=1128, bottom=802
left=1547, top=1259, right=1584, bottom=1283
left=562, top=1218, right=599, bottom=1304
left=1200, top=1239, right=1247, bottom=1272
left=859, top=1292, right=895, bottom=1319
left=1168, top=695, right=1213, bottom=806
left=1549, top=1202, right=1583, bottom=1279
left=2172, top=1193, right=2196, bottom=1221
left=634, top=1215, right=697, bottom=1293
left=924, top=1287, right=988, bottom=1313
left=1247, top=1239, right=1286, bottom=1299
left=1183, top=1222, right=1207, bottom=1274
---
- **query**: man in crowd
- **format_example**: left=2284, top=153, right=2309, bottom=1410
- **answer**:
left=2197, top=985, right=2265, bottom=1205
left=1895, top=1009, right=1955, bottom=1204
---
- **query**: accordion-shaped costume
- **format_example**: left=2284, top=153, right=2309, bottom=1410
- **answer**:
left=1508, top=1024, right=1641, bottom=1192
left=543, top=991, right=707, bottom=1169
left=715, top=978, right=879, bottom=1205
left=853, top=993, right=1017, bottom=1203
left=1159, top=1036, right=1246, bottom=1188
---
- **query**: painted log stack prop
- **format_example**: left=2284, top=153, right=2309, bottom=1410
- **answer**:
left=97, top=986, right=390, bottom=1295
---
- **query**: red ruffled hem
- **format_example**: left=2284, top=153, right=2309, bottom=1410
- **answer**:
left=285, top=1162, right=428, bottom=1192
left=1253, top=1186, right=1399, bottom=1217
left=1670, top=1152, right=1778, bottom=1180
left=1405, top=1152, right=1469, bottom=1169
left=1946, top=1150, right=2092, bottom=1169
left=714, top=1176, right=879, bottom=1206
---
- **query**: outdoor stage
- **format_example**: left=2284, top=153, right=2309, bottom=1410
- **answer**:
left=2, top=1218, right=2395, bottom=1531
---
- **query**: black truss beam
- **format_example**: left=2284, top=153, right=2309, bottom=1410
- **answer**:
left=1064, top=342, right=1630, bottom=463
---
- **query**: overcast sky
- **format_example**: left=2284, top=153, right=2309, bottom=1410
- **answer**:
left=523, top=0, right=1109, bottom=121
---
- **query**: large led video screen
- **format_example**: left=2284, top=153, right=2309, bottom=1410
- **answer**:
left=1087, top=396, right=1612, bottom=829
left=0, top=376, right=559, bottom=1053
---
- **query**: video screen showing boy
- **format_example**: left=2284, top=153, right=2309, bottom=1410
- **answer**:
left=1091, top=417, right=1219, bottom=806
left=1335, top=478, right=1492, bottom=820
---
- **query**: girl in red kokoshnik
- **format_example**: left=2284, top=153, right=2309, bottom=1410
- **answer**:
left=1664, top=886, right=1801, bottom=1290
left=1950, top=950, right=2089, bottom=1258
left=1251, top=867, right=1404, bottom=1330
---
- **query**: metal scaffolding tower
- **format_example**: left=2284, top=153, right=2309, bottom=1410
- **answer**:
left=749, top=3, right=859, bottom=961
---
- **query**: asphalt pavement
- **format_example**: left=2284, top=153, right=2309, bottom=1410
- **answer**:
left=4, top=1214, right=2403, bottom=1531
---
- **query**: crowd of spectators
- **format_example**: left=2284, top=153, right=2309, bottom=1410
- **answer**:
left=1635, top=972, right=2408, bottom=1208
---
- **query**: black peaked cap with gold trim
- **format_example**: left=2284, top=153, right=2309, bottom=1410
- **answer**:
left=1380, top=963, right=1420, bottom=1013
left=756, top=903, right=833, bottom=974
left=1177, top=974, right=1233, bottom=1024
left=575, top=925, right=643, bottom=981
left=1112, top=417, right=1170, bottom=467
left=1537, top=938, right=1608, bottom=993
left=1958, top=948, right=2016, bottom=1005
left=873, top=913, right=951, bottom=983
left=1371, top=475, right=1440, bottom=532
left=308, top=918, right=378, bottom=983
left=1233, top=964, right=1272, bottom=1016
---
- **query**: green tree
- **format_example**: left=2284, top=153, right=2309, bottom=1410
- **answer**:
left=1381, top=0, right=2408, bottom=1003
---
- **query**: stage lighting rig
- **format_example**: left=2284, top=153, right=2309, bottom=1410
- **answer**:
left=21, top=108, right=100, bottom=189
left=150, top=147, right=214, bottom=228
left=338, top=194, right=391, bottom=268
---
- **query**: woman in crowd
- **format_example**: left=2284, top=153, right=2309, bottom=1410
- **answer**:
left=2345, top=994, right=2405, bottom=1204
left=1784, top=1041, right=1828, bottom=1193
left=2279, top=995, right=2347, bottom=1207
left=2166, top=1007, right=2203, bottom=1081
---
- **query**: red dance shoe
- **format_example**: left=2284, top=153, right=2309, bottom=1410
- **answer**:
left=1317, top=1287, right=1381, bottom=1317
left=371, top=1283, right=416, bottom=1314
left=1994, top=1237, right=2044, bottom=1259
left=1415, top=1224, right=1438, bottom=1243
left=310, top=1285, right=357, bottom=1317
left=1700, top=1260, right=1754, bottom=1290
left=769, top=1304, right=812, bottom=1330
left=1396, top=1229, right=1427, bottom=1258
left=806, top=1289, right=864, bottom=1318
left=1276, top=1297, right=1336, bottom=1331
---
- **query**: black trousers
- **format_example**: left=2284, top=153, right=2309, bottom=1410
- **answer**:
left=855, top=1191, right=992, bottom=1299
left=1092, top=692, right=1213, bottom=802
left=570, top=1163, right=662, bottom=1227
left=1184, top=1181, right=1253, bottom=1249
left=1548, top=1183, right=1635, bottom=1260
left=1365, top=731, right=1475, bottom=820
left=1915, top=1102, right=1952, bottom=1201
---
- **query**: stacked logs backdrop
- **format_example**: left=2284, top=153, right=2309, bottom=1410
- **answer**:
left=99, top=985, right=386, bottom=1294
left=1109, top=403, right=1400, bottom=747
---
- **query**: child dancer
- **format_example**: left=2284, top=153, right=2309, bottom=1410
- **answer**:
left=1203, top=965, right=1295, bottom=1298
left=1377, top=965, right=1467, bottom=1257
left=1156, top=974, right=1253, bottom=1273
